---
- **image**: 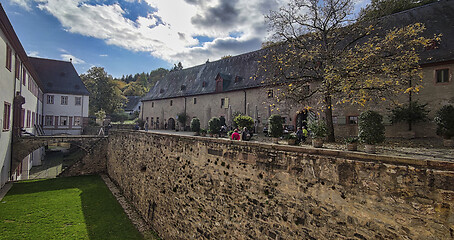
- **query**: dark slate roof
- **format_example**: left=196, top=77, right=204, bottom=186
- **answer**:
left=143, top=0, right=454, bottom=102
left=124, top=96, right=142, bottom=111
left=29, top=57, right=89, bottom=95
left=376, top=0, right=454, bottom=65
left=142, top=49, right=268, bottom=101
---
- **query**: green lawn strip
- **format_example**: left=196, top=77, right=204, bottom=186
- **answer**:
left=0, top=175, right=143, bottom=240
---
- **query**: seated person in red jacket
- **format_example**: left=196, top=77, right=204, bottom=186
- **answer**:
left=231, top=129, right=240, bottom=140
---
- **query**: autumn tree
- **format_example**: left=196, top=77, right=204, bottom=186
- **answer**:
left=81, top=67, right=126, bottom=115
left=262, top=0, right=434, bottom=141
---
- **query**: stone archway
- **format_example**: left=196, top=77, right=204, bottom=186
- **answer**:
left=168, top=118, right=176, bottom=130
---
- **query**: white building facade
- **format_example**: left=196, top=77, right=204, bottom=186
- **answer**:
left=29, top=57, right=90, bottom=135
left=0, top=4, right=45, bottom=187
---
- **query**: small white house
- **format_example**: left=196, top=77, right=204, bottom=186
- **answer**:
left=30, top=57, right=89, bottom=135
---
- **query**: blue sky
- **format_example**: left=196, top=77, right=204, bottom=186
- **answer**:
left=3, top=0, right=369, bottom=78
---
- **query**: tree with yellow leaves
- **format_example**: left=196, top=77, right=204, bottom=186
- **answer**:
left=261, top=0, right=436, bottom=142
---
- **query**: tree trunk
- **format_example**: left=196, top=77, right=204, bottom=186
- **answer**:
left=324, top=95, right=335, bottom=142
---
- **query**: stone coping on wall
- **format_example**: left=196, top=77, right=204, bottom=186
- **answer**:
left=115, top=130, right=454, bottom=172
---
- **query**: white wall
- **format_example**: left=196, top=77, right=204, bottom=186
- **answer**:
left=43, top=93, right=88, bottom=135
left=0, top=30, right=16, bottom=188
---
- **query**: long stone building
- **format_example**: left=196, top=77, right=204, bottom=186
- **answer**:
left=141, top=1, right=454, bottom=138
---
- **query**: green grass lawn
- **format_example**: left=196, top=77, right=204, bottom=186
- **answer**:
left=0, top=175, right=144, bottom=240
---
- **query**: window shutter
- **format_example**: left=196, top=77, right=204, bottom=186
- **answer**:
left=224, top=98, right=229, bottom=108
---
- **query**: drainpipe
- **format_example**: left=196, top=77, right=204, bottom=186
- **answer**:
left=140, top=101, right=144, bottom=120
left=243, top=90, right=247, bottom=115
left=10, top=65, right=18, bottom=179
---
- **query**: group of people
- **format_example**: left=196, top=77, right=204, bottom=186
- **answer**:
left=231, top=127, right=251, bottom=141
left=296, top=126, right=309, bottom=144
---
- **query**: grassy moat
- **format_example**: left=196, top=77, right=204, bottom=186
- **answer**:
left=0, top=175, right=144, bottom=240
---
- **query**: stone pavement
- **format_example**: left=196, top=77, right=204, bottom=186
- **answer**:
left=141, top=129, right=454, bottom=162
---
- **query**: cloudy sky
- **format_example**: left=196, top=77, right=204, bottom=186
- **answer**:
left=3, top=0, right=369, bottom=78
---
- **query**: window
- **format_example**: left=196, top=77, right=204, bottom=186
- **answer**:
left=3, top=102, right=11, bottom=131
left=170, top=100, right=173, bottom=106
left=26, top=110, right=31, bottom=128
left=193, top=98, right=197, bottom=104
left=5, top=45, right=12, bottom=71
left=221, top=98, right=225, bottom=108
left=332, top=116, right=338, bottom=125
left=267, top=89, right=273, bottom=98
left=47, top=95, right=54, bottom=104
left=61, top=96, right=68, bottom=105
left=74, top=116, right=81, bottom=126
left=60, top=116, right=68, bottom=126
left=435, top=68, right=450, bottom=83
left=45, top=116, right=53, bottom=126
left=75, top=97, right=82, bottom=106
left=32, top=112, right=36, bottom=126
left=347, top=116, right=358, bottom=124
left=152, top=102, right=154, bottom=108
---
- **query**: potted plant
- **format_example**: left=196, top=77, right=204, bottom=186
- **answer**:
left=344, top=136, right=359, bottom=151
left=308, top=120, right=327, bottom=148
left=200, top=128, right=207, bottom=137
left=358, top=110, right=385, bottom=153
left=208, top=117, right=221, bottom=137
left=268, top=114, right=283, bottom=143
left=190, top=118, right=201, bottom=135
left=284, top=133, right=297, bottom=145
left=207, top=129, right=213, bottom=137
left=434, top=105, right=454, bottom=147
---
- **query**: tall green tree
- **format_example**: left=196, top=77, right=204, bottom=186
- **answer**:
left=81, top=67, right=126, bottom=115
left=262, top=0, right=434, bottom=142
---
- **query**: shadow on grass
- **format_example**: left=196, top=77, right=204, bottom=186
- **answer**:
left=1, top=175, right=143, bottom=240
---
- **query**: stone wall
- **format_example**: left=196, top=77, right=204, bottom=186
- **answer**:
left=60, top=138, right=107, bottom=177
left=107, top=130, right=454, bottom=239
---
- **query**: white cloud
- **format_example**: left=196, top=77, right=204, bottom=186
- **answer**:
left=17, top=0, right=366, bottom=68
left=9, top=0, right=33, bottom=11
left=99, top=54, right=108, bottom=57
left=23, top=0, right=283, bottom=67
left=61, top=54, right=86, bottom=64
left=27, top=51, right=41, bottom=57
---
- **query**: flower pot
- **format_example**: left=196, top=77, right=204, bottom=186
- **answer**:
left=364, top=144, right=376, bottom=153
left=346, top=143, right=358, bottom=151
left=443, top=139, right=454, bottom=147
left=312, top=138, right=323, bottom=148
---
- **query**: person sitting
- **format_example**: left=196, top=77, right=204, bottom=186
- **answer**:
left=241, top=127, right=250, bottom=141
left=231, top=129, right=240, bottom=140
